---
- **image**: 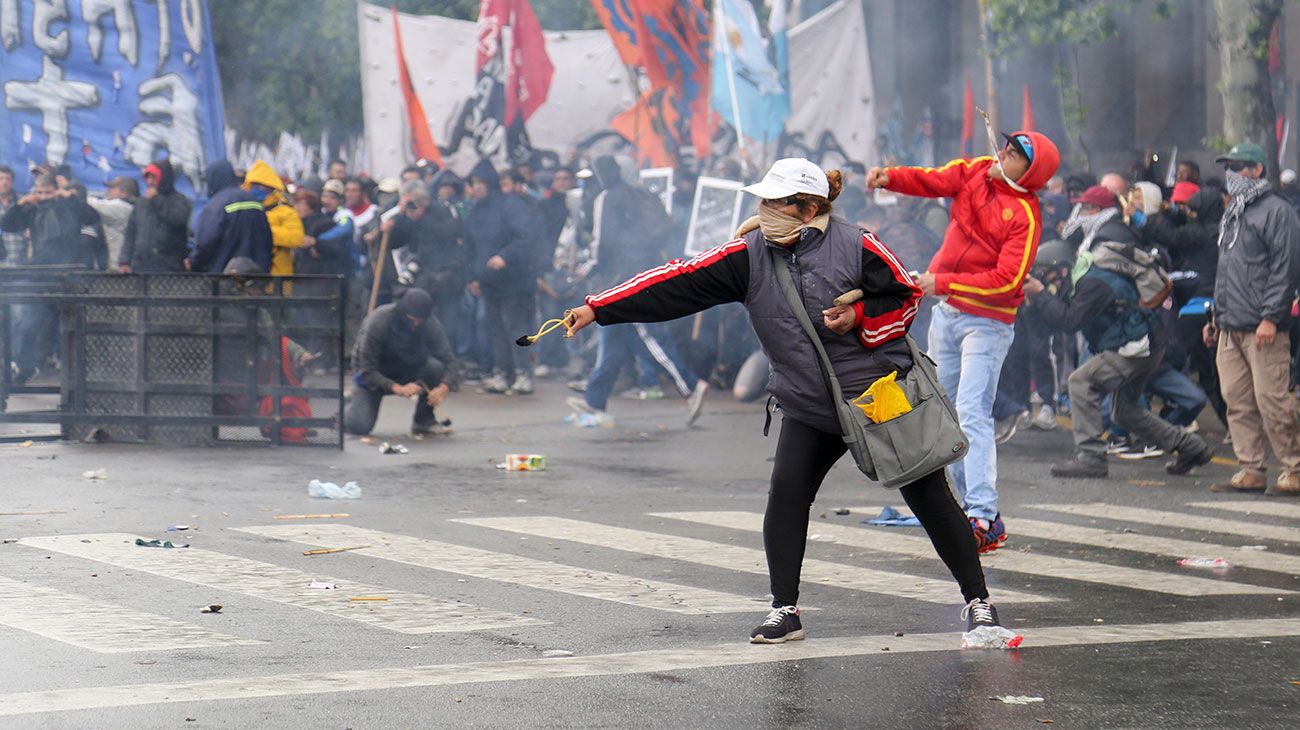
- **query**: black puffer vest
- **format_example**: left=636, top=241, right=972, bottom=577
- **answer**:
left=745, top=217, right=913, bottom=433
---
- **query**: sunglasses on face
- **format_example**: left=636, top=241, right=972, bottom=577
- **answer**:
left=1224, top=160, right=1253, bottom=173
left=763, top=195, right=801, bottom=207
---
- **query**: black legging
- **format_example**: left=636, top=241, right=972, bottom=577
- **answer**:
left=764, top=417, right=989, bottom=607
left=1176, top=313, right=1228, bottom=428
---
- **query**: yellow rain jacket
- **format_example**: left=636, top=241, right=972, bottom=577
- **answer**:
left=243, top=160, right=304, bottom=277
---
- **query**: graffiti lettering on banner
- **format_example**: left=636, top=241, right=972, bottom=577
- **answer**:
left=0, top=0, right=226, bottom=197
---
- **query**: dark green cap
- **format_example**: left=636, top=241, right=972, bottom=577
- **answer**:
left=1214, top=142, right=1267, bottom=168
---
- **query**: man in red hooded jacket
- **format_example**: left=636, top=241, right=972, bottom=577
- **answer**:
left=867, top=130, right=1060, bottom=552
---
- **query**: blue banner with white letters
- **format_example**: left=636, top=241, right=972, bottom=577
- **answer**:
left=0, top=0, right=226, bottom=197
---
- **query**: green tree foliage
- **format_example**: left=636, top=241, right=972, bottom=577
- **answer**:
left=211, top=0, right=601, bottom=144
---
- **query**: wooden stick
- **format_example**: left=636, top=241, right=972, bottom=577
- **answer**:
left=367, top=229, right=391, bottom=314
left=349, top=596, right=389, bottom=602
left=0, top=510, right=67, bottom=516
left=302, top=545, right=369, bottom=556
left=833, top=289, right=865, bottom=307
left=274, top=514, right=350, bottom=520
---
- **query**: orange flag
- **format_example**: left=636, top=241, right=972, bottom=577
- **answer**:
left=1020, top=84, right=1036, bottom=133
left=392, top=6, right=443, bottom=166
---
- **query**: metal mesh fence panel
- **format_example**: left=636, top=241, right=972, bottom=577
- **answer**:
left=2, top=271, right=345, bottom=449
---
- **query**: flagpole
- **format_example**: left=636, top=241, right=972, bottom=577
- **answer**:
left=717, top=0, right=746, bottom=159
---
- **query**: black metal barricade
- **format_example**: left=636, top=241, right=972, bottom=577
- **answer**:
left=0, top=270, right=346, bottom=449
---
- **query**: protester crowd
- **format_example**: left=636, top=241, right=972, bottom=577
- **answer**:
left=2, top=136, right=1298, bottom=510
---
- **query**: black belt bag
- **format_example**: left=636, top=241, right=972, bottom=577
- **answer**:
left=771, top=252, right=968, bottom=489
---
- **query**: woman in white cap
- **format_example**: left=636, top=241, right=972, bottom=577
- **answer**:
left=563, top=159, right=1013, bottom=645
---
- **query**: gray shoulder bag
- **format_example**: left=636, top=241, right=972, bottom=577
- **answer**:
left=770, top=251, right=968, bottom=489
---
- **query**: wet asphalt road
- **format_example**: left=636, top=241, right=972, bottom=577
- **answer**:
left=1, top=381, right=1297, bottom=728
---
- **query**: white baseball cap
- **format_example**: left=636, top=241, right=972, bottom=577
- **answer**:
left=741, top=158, right=829, bottom=200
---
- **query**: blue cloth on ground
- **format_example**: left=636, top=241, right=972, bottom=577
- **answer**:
left=864, top=505, right=922, bottom=527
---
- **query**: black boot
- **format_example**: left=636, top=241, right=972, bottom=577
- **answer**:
left=1051, top=452, right=1108, bottom=478
left=1166, top=432, right=1215, bottom=475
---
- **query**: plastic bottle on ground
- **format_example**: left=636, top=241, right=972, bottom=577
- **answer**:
left=308, top=479, right=361, bottom=499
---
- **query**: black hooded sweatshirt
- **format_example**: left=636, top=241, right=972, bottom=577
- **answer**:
left=1169, top=187, right=1223, bottom=302
left=464, top=158, right=543, bottom=297
left=120, top=159, right=192, bottom=272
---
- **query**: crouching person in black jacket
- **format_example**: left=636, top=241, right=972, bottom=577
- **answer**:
left=344, top=289, right=457, bottom=437
left=1023, top=240, right=1214, bottom=479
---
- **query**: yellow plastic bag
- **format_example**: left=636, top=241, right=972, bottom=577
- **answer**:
left=851, top=371, right=913, bottom=424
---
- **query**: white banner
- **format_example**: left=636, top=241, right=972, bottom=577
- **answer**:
left=783, top=0, right=876, bottom=170
left=358, top=2, right=635, bottom=177
left=356, top=0, right=875, bottom=178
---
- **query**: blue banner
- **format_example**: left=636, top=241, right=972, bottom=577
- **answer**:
left=0, top=0, right=226, bottom=198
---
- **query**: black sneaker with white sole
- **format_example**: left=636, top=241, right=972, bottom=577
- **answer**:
left=961, top=598, right=1002, bottom=632
left=960, top=598, right=1023, bottom=648
left=749, top=605, right=804, bottom=644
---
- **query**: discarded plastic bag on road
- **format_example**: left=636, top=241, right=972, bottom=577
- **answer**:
left=962, top=625, right=1023, bottom=649
left=1177, top=556, right=1232, bottom=569
left=308, top=479, right=361, bottom=499
left=135, top=538, right=188, bottom=549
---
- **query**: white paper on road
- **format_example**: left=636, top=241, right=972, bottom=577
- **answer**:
left=0, top=575, right=258, bottom=653
left=1186, top=500, right=1300, bottom=521
left=454, top=516, right=1054, bottom=604
left=3, top=617, right=1299, bottom=716
left=18, top=534, right=541, bottom=635
left=233, top=524, right=769, bottom=614
left=1030, top=504, right=1299, bottom=544
left=653, top=512, right=1289, bottom=596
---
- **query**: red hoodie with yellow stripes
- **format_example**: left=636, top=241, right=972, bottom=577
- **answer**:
left=884, top=131, right=1059, bottom=324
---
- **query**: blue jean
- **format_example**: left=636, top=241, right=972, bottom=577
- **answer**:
left=1147, top=366, right=1207, bottom=428
left=928, top=302, right=1016, bottom=522
left=9, top=303, right=56, bottom=374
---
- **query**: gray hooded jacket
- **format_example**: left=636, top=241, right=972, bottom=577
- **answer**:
left=1214, top=193, right=1299, bottom=331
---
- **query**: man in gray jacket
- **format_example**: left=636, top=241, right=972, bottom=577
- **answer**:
left=344, top=289, right=456, bottom=437
left=1205, top=142, right=1300, bottom=496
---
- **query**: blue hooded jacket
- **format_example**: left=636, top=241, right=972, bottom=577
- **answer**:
left=189, top=160, right=274, bottom=273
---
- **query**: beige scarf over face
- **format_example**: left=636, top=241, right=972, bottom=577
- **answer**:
left=736, top=205, right=831, bottom=245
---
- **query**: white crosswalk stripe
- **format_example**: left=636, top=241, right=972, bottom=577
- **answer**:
left=652, top=511, right=1289, bottom=596
left=1186, top=501, right=1300, bottom=520
left=18, top=533, right=541, bottom=635
left=233, top=524, right=768, bottom=614
left=0, top=575, right=258, bottom=653
left=1011, top=518, right=1300, bottom=576
left=847, top=504, right=1300, bottom=576
left=3, top=617, right=1299, bottom=716
left=1029, top=503, right=1299, bottom=543
left=453, top=516, right=1054, bottom=604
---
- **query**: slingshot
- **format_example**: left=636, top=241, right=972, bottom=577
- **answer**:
left=515, top=313, right=572, bottom=347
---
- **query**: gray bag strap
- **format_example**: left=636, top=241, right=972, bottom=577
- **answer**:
left=769, top=250, right=860, bottom=440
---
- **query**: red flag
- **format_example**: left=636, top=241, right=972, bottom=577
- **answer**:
left=960, top=78, right=974, bottom=157
left=507, top=0, right=553, bottom=125
left=1020, top=84, right=1036, bottom=132
left=392, top=6, right=442, bottom=166
left=476, top=0, right=509, bottom=72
